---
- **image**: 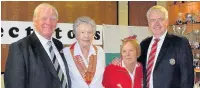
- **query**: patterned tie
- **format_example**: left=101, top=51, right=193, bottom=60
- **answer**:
left=146, top=39, right=159, bottom=88
left=47, top=41, right=68, bottom=88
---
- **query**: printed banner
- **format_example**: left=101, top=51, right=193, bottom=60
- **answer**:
left=1, top=21, right=103, bottom=45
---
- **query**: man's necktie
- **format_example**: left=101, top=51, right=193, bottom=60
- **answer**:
left=47, top=41, right=68, bottom=88
left=146, top=39, right=159, bottom=88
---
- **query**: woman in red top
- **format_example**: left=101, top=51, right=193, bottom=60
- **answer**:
left=102, top=35, right=143, bottom=88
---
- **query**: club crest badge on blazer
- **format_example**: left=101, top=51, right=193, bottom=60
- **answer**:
left=169, top=58, right=175, bottom=65
left=60, top=50, right=63, bottom=53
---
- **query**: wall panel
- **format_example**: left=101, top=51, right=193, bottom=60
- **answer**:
left=1, top=1, right=117, bottom=72
left=129, top=1, right=156, bottom=26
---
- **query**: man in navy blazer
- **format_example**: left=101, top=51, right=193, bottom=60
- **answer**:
left=4, top=3, right=71, bottom=88
left=138, top=5, right=194, bottom=88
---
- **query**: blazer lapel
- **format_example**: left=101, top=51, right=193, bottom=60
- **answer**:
left=60, top=50, right=71, bottom=85
left=59, top=51, right=68, bottom=74
left=144, top=37, right=152, bottom=68
left=53, top=39, right=71, bottom=86
left=52, top=39, right=69, bottom=75
left=154, top=33, right=171, bottom=69
left=30, top=32, right=59, bottom=80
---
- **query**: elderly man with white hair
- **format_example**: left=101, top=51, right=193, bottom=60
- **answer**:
left=138, top=5, right=194, bottom=88
left=4, top=3, right=71, bottom=88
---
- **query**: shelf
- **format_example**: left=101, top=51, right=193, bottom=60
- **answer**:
left=193, top=49, right=200, bottom=54
left=195, top=68, right=200, bottom=72
left=170, top=23, right=200, bottom=27
left=168, top=1, right=200, bottom=25
left=168, top=23, right=200, bottom=35
left=168, top=1, right=198, bottom=6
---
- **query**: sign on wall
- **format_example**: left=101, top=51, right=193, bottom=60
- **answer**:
left=1, top=21, right=103, bottom=45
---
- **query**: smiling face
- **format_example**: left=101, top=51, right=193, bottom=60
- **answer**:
left=76, top=23, right=94, bottom=48
left=121, top=41, right=137, bottom=65
left=148, top=10, right=168, bottom=38
left=33, top=5, right=58, bottom=40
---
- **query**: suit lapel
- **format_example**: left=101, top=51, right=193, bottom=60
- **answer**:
left=30, top=33, right=59, bottom=80
left=154, top=33, right=171, bottom=69
left=60, top=52, right=68, bottom=74
left=61, top=52, right=71, bottom=85
left=53, top=39, right=71, bottom=86
left=52, top=39, right=69, bottom=75
left=144, top=37, right=152, bottom=68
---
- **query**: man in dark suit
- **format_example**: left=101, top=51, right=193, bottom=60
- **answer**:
left=4, top=3, right=71, bottom=88
left=138, top=5, right=194, bottom=88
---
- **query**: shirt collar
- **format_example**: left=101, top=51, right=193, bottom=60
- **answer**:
left=152, top=30, right=167, bottom=41
left=74, top=42, right=96, bottom=57
left=121, top=60, right=139, bottom=73
left=35, top=30, right=52, bottom=46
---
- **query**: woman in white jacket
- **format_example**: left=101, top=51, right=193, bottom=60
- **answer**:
left=63, top=16, right=105, bottom=88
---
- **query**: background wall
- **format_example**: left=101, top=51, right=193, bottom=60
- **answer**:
left=118, top=1, right=128, bottom=26
left=157, top=1, right=168, bottom=9
left=1, top=1, right=117, bottom=87
left=129, top=1, right=156, bottom=26
left=1, top=1, right=166, bottom=88
left=1, top=1, right=117, bottom=24
left=1, top=1, right=117, bottom=73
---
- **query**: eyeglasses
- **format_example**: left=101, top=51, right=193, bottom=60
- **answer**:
left=148, top=18, right=165, bottom=23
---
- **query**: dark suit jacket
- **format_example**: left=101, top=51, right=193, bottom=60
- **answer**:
left=138, top=33, right=194, bottom=88
left=4, top=32, right=71, bottom=88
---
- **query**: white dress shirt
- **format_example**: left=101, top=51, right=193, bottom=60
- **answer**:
left=146, top=30, right=167, bottom=88
left=35, top=31, right=68, bottom=82
left=63, top=42, right=105, bottom=88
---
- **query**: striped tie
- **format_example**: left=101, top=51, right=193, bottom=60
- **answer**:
left=47, top=41, right=68, bottom=88
left=146, top=39, right=159, bottom=88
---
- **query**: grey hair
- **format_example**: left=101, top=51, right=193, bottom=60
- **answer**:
left=146, top=5, right=168, bottom=21
left=33, top=3, right=59, bottom=20
left=73, top=16, right=96, bottom=36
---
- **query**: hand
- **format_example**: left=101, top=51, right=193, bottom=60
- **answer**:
left=110, top=57, right=121, bottom=66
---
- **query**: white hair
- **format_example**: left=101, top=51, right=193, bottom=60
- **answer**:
left=33, top=3, right=58, bottom=19
left=146, top=5, right=168, bottom=21
left=73, top=16, right=96, bottom=36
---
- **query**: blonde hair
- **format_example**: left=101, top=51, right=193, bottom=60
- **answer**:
left=120, top=38, right=141, bottom=57
left=146, top=5, right=168, bottom=20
